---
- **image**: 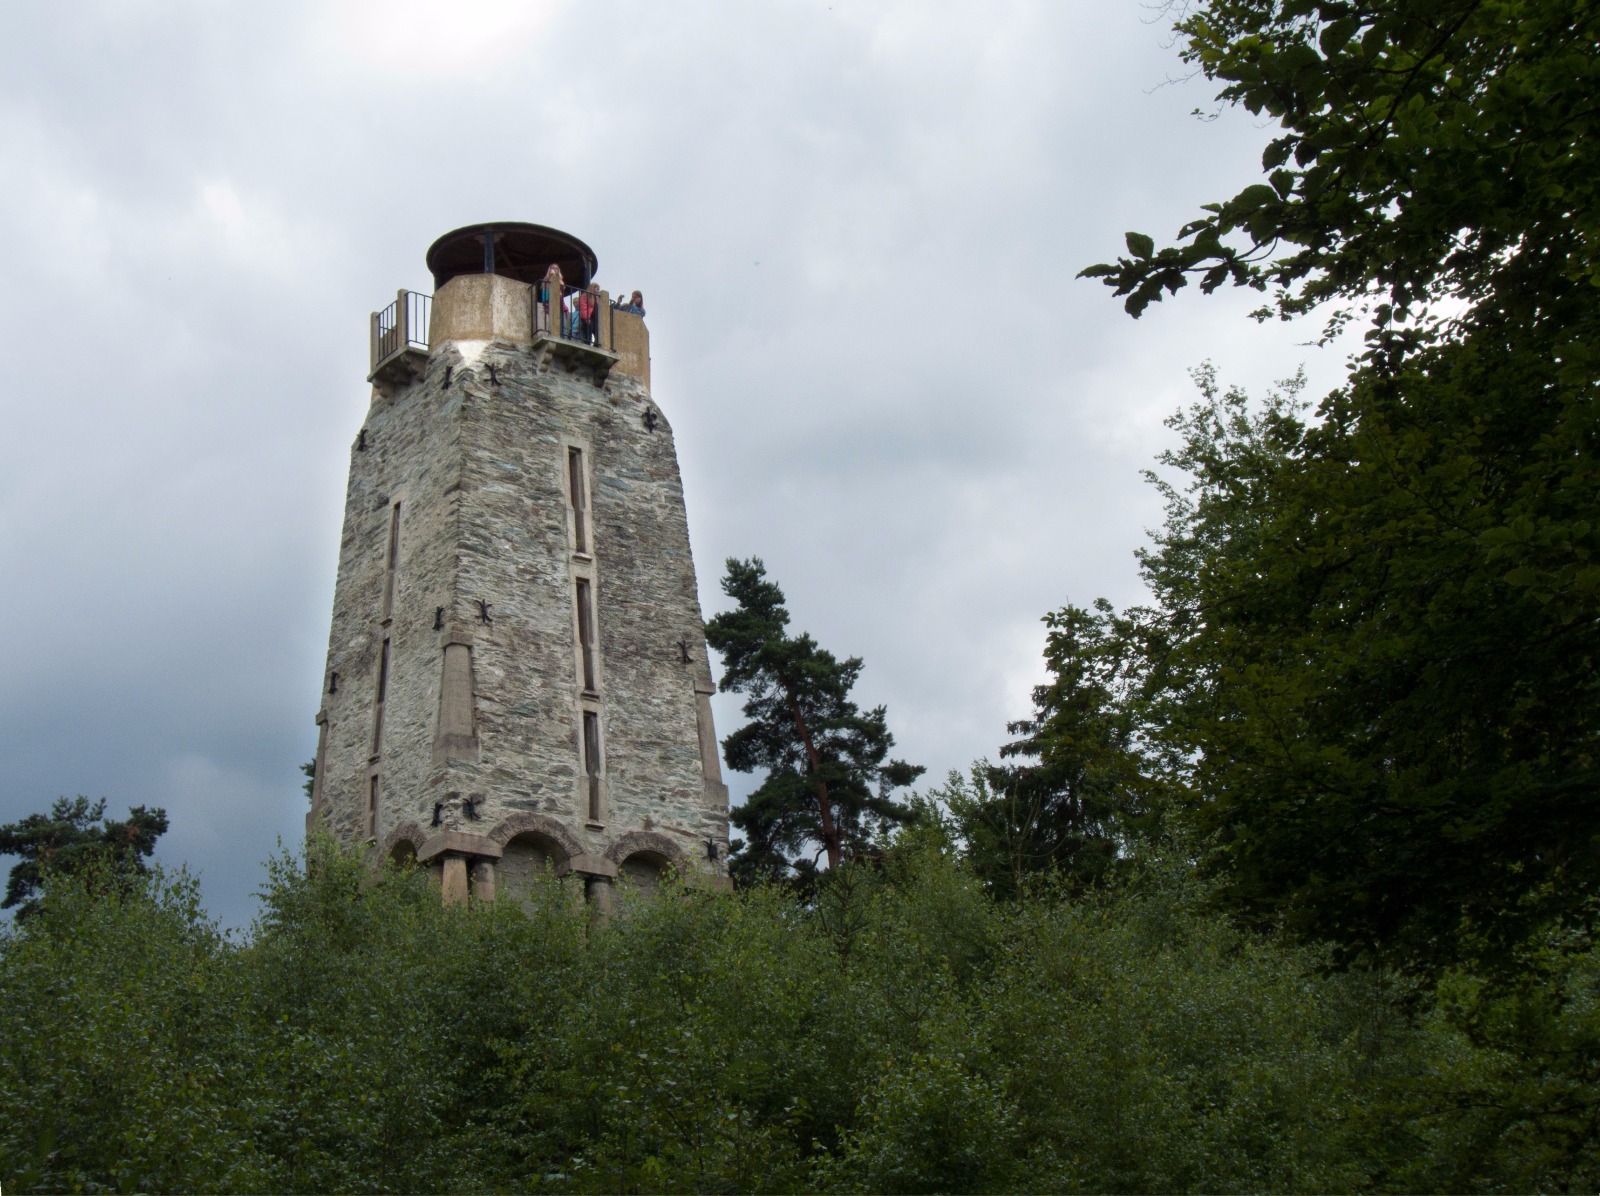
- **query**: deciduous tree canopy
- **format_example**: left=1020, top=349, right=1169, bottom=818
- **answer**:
left=5, top=840, right=1598, bottom=1192
left=1085, top=0, right=1598, bottom=339
left=1076, top=0, right=1600, bottom=971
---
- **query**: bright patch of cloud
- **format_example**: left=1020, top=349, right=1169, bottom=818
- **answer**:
left=315, top=0, right=568, bottom=78
left=189, top=179, right=313, bottom=280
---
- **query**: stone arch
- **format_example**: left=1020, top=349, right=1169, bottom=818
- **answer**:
left=606, top=830, right=689, bottom=893
left=381, top=822, right=426, bottom=866
left=489, top=813, right=585, bottom=860
left=490, top=813, right=584, bottom=901
left=604, top=830, right=689, bottom=868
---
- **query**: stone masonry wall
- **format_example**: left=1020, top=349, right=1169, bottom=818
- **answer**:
left=313, top=349, right=465, bottom=849
left=311, top=332, right=729, bottom=886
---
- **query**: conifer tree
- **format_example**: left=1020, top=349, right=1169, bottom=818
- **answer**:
left=0, top=796, right=169, bottom=920
left=706, top=558, right=923, bottom=886
left=947, top=601, right=1153, bottom=899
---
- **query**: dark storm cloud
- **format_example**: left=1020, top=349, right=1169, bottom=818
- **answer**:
left=0, top=0, right=1354, bottom=927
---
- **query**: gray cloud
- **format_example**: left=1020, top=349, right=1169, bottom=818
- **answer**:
left=0, top=0, right=1355, bottom=927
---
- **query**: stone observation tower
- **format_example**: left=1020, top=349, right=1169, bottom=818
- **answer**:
left=306, top=222, right=730, bottom=907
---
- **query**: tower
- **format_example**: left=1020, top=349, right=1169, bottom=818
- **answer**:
left=307, top=222, right=730, bottom=906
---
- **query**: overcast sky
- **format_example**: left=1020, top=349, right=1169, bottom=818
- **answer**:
left=0, top=0, right=1355, bottom=929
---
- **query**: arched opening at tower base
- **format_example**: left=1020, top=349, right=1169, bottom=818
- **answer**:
left=618, top=850, right=672, bottom=893
left=498, top=832, right=573, bottom=905
left=388, top=840, right=417, bottom=868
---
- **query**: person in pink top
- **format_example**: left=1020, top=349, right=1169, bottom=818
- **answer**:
left=576, top=281, right=601, bottom=345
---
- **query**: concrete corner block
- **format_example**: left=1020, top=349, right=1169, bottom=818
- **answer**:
left=439, top=625, right=475, bottom=648
left=417, top=829, right=504, bottom=863
left=556, top=852, right=618, bottom=879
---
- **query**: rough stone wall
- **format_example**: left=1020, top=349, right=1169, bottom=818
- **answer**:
left=311, top=332, right=729, bottom=885
left=313, top=354, right=465, bottom=849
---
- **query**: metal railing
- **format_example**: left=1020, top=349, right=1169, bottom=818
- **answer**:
left=370, top=290, right=431, bottom=372
left=534, top=280, right=612, bottom=350
left=533, top=278, right=562, bottom=339
left=369, top=277, right=624, bottom=376
left=567, top=283, right=606, bottom=348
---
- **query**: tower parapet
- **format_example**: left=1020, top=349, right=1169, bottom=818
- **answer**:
left=313, top=222, right=727, bottom=905
left=370, top=222, right=651, bottom=391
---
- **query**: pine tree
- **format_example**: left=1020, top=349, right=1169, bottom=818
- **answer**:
left=0, top=796, right=169, bottom=920
left=706, top=559, right=923, bottom=886
left=947, top=602, right=1153, bottom=899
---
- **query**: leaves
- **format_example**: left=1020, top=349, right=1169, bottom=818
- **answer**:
left=4, top=838, right=1600, bottom=1190
left=1075, top=0, right=1600, bottom=974
left=1080, top=0, right=1600, bottom=342
left=1096, top=350, right=1600, bottom=971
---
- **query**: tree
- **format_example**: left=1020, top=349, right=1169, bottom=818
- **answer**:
left=1083, top=0, right=1598, bottom=341
left=943, top=602, right=1155, bottom=899
left=1074, top=0, right=1600, bottom=970
left=0, top=796, right=169, bottom=920
left=705, top=558, right=923, bottom=886
left=1099, top=349, right=1600, bottom=966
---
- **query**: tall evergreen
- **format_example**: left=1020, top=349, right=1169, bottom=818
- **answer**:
left=705, top=558, right=923, bottom=886
left=947, top=601, right=1154, bottom=899
left=0, top=796, right=169, bottom=920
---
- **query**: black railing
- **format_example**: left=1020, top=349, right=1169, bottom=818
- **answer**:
left=533, top=280, right=611, bottom=350
left=533, top=277, right=562, bottom=339
left=370, top=278, right=622, bottom=377
left=566, top=283, right=606, bottom=348
left=370, top=290, right=431, bottom=373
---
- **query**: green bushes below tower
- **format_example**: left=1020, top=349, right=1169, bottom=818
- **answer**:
left=3, top=837, right=1598, bottom=1192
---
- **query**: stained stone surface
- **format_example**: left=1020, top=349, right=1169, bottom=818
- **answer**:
left=310, top=332, right=730, bottom=887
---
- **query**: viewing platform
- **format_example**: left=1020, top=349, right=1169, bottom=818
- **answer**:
left=368, top=222, right=649, bottom=389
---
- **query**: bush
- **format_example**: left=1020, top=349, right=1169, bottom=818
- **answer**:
left=1, top=839, right=1594, bottom=1192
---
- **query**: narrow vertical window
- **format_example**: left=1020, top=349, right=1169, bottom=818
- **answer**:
left=368, top=774, right=380, bottom=838
left=575, top=578, right=598, bottom=692
left=582, top=710, right=602, bottom=822
left=383, top=502, right=402, bottom=616
left=372, top=637, right=391, bottom=755
left=567, top=447, right=589, bottom=554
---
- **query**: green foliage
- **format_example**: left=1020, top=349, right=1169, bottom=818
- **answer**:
left=818, top=1054, right=1026, bottom=1195
left=1395, top=923, right=1600, bottom=1192
left=6, top=838, right=1598, bottom=1192
left=0, top=796, right=169, bottom=919
left=941, top=602, right=1159, bottom=899
left=1076, top=0, right=1600, bottom=973
left=706, top=558, right=924, bottom=884
left=1082, top=0, right=1599, bottom=338
left=0, top=863, right=250, bottom=1191
left=1102, top=343, right=1600, bottom=962
left=983, top=869, right=1384, bottom=1193
left=1114, top=359, right=1600, bottom=968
